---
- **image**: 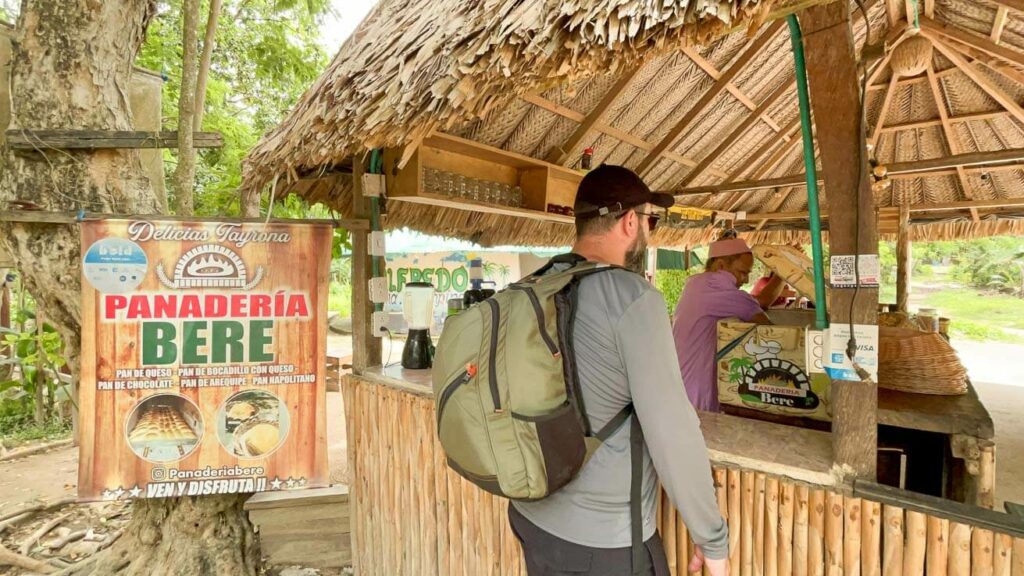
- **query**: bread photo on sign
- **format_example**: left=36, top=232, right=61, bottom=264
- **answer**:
left=230, top=419, right=282, bottom=458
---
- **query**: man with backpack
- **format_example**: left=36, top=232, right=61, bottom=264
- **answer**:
left=505, top=165, right=729, bottom=575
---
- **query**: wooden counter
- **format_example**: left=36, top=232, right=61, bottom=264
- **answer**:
left=342, top=369, right=1019, bottom=576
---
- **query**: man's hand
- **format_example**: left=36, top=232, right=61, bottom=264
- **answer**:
left=689, top=547, right=729, bottom=576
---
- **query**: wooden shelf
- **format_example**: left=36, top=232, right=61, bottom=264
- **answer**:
left=383, top=132, right=582, bottom=224
left=389, top=192, right=574, bottom=224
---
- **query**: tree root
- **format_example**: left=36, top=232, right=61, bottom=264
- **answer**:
left=46, top=529, right=87, bottom=550
left=20, top=511, right=74, bottom=555
left=0, top=542, right=55, bottom=574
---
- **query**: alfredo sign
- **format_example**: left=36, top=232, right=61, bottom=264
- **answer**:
left=78, top=218, right=330, bottom=501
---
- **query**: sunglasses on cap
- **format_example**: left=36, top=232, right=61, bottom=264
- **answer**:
left=617, top=209, right=661, bottom=232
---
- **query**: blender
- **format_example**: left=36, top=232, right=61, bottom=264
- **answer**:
left=402, top=282, right=436, bottom=369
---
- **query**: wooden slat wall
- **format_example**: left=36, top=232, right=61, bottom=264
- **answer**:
left=344, top=376, right=1022, bottom=576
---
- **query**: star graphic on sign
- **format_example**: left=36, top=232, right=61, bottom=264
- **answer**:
left=270, top=477, right=282, bottom=490
left=128, top=485, right=142, bottom=499
left=113, top=487, right=126, bottom=500
left=285, top=477, right=296, bottom=489
left=101, top=489, right=115, bottom=501
left=297, top=478, right=307, bottom=487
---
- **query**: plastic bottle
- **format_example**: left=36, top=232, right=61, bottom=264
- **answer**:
left=581, top=147, right=593, bottom=171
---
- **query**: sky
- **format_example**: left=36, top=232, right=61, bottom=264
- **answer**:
left=319, top=0, right=379, bottom=55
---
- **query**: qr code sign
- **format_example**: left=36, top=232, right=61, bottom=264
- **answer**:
left=830, top=255, right=880, bottom=288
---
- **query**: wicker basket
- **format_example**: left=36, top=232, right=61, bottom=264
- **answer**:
left=878, top=327, right=968, bottom=395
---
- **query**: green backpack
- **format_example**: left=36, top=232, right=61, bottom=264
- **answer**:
left=432, top=254, right=634, bottom=501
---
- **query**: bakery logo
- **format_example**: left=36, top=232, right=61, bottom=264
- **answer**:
left=156, top=245, right=264, bottom=290
left=738, top=339, right=819, bottom=410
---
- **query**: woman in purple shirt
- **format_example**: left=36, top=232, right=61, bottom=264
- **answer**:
left=671, top=237, right=783, bottom=412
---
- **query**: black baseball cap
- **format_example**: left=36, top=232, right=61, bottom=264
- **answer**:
left=574, top=164, right=675, bottom=220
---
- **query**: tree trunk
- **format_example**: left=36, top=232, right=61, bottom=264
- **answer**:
left=0, top=2, right=258, bottom=574
left=34, top=311, right=44, bottom=425
left=173, top=0, right=200, bottom=216
left=194, top=0, right=223, bottom=131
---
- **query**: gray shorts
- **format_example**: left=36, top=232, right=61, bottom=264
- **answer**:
left=508, top=503, right=670, bottom=576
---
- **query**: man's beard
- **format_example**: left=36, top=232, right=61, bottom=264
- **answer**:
left=624, top=234, right=648, bottom=274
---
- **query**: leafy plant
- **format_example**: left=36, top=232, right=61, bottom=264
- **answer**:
left=0, top=317, right=71, bottom=428
left=655, top=268, right=700, bottom=317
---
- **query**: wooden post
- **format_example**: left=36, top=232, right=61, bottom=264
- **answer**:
left=993, top=533, right=1012, bottom=576
left=743, top=471, right=755, bottom=576
left=927, top=516, right=950, bottom=576
left=949, top=522, right=972, bottom=575
left=730, top=469, right=743, bottom=576
left=844, top=498, right=862, bottom=576
left=881, top=505, right=904, bottom=576
left=825, top=492, right=844, bottom=576
left=861, top=501, right=880, bottom=576
left=755, top=474, right=767, bottom=576
left=794, top=486, right=810, bottom=576
left=973, top=529, right=995, bottom=576
left=780, top=483, right=796, bottom=576
left=808, top=489, right=825, bottom=576
left=904, top=511, right=927, bottom=576
left=768, top=478, right=782, bottom=576
left=802, top=1, right=879, bottom=479
left=352, top=156, right=383, bottom=372
left=896, top=203, right=912, bottom=312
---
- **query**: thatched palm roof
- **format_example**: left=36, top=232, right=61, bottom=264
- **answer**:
left=243, top=0, right=1024, bottom=247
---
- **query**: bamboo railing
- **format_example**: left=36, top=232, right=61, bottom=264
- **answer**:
left=343, top=374, right=1024, bottom=576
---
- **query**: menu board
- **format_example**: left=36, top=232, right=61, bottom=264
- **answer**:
left=78, top=218, right=330, bottom=500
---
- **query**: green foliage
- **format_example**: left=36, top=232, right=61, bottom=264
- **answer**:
left=136, top=0, right=331, bottom=216
left=946, top=238, right=1024, bottom=295
left=328, top=281, right=352, bottom=318
left=0, top=414, right=71, bottom=448
left=0, top=319, right=72, bottom=435
left=655, top=268, right=700, bottom=317
left=878, top=241, right=897, bottom=285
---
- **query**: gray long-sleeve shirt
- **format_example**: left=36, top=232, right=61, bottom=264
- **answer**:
left=512, top=268, right=729, bottom=559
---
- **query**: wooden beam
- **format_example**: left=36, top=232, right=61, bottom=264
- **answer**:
left=675, top=80, right=794, bottom=188
left=521, top=93, right=728, bottom=177
left=729, top=117, right=802, bottom=181
left=5, top=129, right=223, bottom=150
left=925, top=61, right=981, bottom=221
left=896, top=203, right=912, bottom=312
left=544, top=66, right=641, bottom=165
left=924, top=0, right=935, bottom=18
left=886, top=0, right=904, bottom=26
left=871, top=75, right=901, bottom=146
left=920, top=17, right=1024, bottom=69
left=991, top=6, right=1010, bottom=43
left=940, top=37, right=1024, bottom=87
left=987, top=0, right=1024, bottom=15
left=682, top=47, right=785, bottom=133
left=803, top=0, right=878, bottom=478
left=634, top=19, right=786, bottom=176
left=879, top=110, right=1008, bottom=133
left=350, top=157, right=382, bottom=372
left=867, top=66, right=960, bottom=91
left=675, top=147, right=1024, bottom=195
left=919, top=35, right=1024, bottom=126
left=738, top=197, right=1024, bottom=221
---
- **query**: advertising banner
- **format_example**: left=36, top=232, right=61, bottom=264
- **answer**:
left=78, top=218, right=330, bottom=501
